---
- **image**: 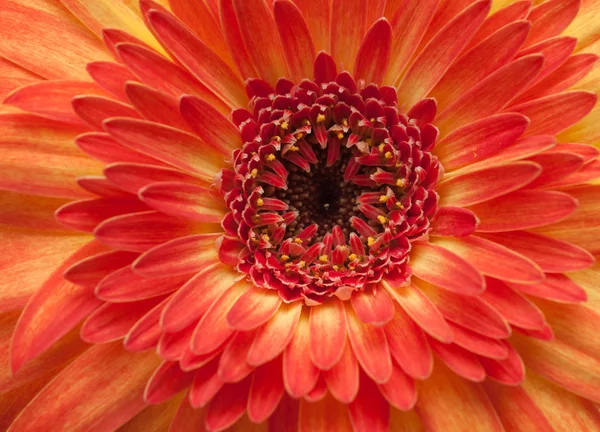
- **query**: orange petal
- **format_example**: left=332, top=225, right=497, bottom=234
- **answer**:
left=104, top=118, right=226, bottom=179
left=523, top=0, right=580, bottom=47
left=418, top=281, right=511, bottom=339
left=348, top=372, right=390, bottom=432
left=430, top=20, right=531, bottom=112
left=396, top=0, right=491, bottom=110
left=430, top=206, right=479, bottom=237
left=247, top=301, right=302, bottom=367
left=438, top=162, right=541, bottom=207
left=345, top=303, right=392, bottom=383
left=353, top=18, right=392, bottom=85
left=189, top=357, right=223, bottom=408
left=205, top=376, right=252, bottom=430
left=231, top=0, right=289, bottom=85
left=482, top=379, right=554, bottom=431
left=478, top=278, right=546, bottom=330
left=524, top=151, right=585, bottom=189
left=428, top=337, right=486, bottom=382
left=94, top=211, right=201, bottom=252
left=378, top=360, right=417, bottom=411
left=138, top=182, right=227, bottom=223
left=7, top=342, right=160, bottom=431
left=103, top=162, right=204, bottom=194
left=329, top=0, right=367, bottom=73
left=95, top=267, right=188, bottom=302
left=274, top=0, right=316, bottom=83
left=512, top=332, right=600, bottom=403
left=510, top=91, right=597, bottom=136
left=434, top=113, right=530, bottom=171
left=384, top=0, right=438, bottom=85
left=10, top=241, right=104, bottom=373
left=218, top=0, right=259, bottom=80
left=284, top=311, right=320, bottom=398
left=447, top=321, right=509, bottom=360
left=0, top=1, right=111, bottom=80
left=144, top=361, right=195, bottom=404
left=179, top=94, right=241, bottom=154
left=383, top=282, right=453, bottom=343
left=0, top=57, right=41, bottom=100
left=0, top=228, right=89, bottom=312
left=309, top=298, right=346, bottom=370
left=146, top=10, right=248, bottom=108
left=478, top=340, right=525, bottom=385
left=292, top=0, right=330, bottom=52
left=227, top=287, right=283, bottom=331
left=169, top=397, right=206, bottom=432
left=124, top=295, right=172, bottom=351
left=124, top=82, right=190, bottom=131
left=248, top=357, right=285, bottom=423
left=161, top=264, right=239, bottom=333
left=76, top=133, right=162, bottom=166
left=434, top=236, right=545, bottom=284
left=115, top=42, right=230, bottom=115
left=190, top=280, right=248, bottom=355
left=435, top=54, right=544, bottom=136
left=168, top=0, right=236, bottom=70
left=468, top=190, right=578, bottom=233
left=350, top=286, right=395, bottom=326
left=523, top=370, right=600, bottom=430
left=73, top=95, right=141, bottom=131
left=323, top=339, right=359, bottom=403
left=467, top=0, right=532, bottom=49
left=410, top=242, right=485, bottom=296
left=384, top=303, right=433, bottom=379
left=298, top=393, right=353, bottom=432
left=217, top=330, right=257, bottom=383
left=415, top=359, right=504, bottom=432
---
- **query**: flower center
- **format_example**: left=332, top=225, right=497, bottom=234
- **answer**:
left=218, top=74, right=442, bottom=303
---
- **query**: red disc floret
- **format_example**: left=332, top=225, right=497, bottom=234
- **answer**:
left=217, top=71, right=442, bottom=303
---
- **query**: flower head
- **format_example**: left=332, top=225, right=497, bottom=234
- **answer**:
left=1, top=0, right=600, bottom=431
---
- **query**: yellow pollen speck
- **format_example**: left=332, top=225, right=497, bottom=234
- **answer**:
left=378, top=143, right=385, bottom=153
left=261, top=234, right=270, bottom=242
left=395, top=162, right=403, bottom=167
left=379, top=195, right=388, bottom=203
left=365, top=138, right=373, bottom=146
left=348, top=253, right=357, bottom=261
left=256, top=198, right=264, bottom=207
left=370, top=118, right=375, bottom=123
left=303, top=119, right=311, bottom=126
left=377, top=215, right=388, bottom=224
left=384, top=151, right=393, bottom=159
left=367, top=237, right=375, bottom=246
left=317, top=113, right=326, bottom=123
left=294, top=238, right=303, bottom=244
left=281, top=121, right=289, bottom=130
left=396, top=178, right=405, bottom=187
left=333, top=265, right=339, bottom=271
left=265, top=154, right=276, bottom=162
left=337, top=132, right=344, bottom=139
left=250, top=168, right=258, bottom=178
left=273, top=136, right=282, bottom=142
left=296, top=132, right=304, bottom=139
left=342, top=119, right=348, bottom=127
left=280, top=255, right=290, bottom=262
left=290, top=145, right=299, bottom=151
left=319, top=255, right=328, bottom=262
left=395, top=202, right=404, bottom=209
left=298, top=261, right=306, bottom=268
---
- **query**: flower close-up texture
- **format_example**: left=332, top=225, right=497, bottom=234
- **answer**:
left=1, top=0, right=600, bottom=430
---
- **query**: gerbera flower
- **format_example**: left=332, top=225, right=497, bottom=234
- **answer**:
left=1, top=0, right=600, bottom=430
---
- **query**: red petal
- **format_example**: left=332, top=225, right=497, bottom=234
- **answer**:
left=227, top=287, right=282, bottom=331
left=410, top=242, right=485, bottom=296
left=438, top=162, right=541, bottom=207
left=124, top=295, right=171, bottom=351
left=384, top=303, right=433, bottom=379
left=396, top=0, right=491, bottom=110
left=508, top=274, right=587, bottom=304
left=428, top=337, right=486, bottom=382
left=189, top=357, right=222, bottom=408
left=55, top=198, right=149, bottom=233
left=205, top=377, right=252, bottom=430
left=353, top=18, right=392, bottom=85
left=524, top=0, right=580, bottom=47
left=87, top=61, right=137, bottom=101
left=76, top=133, right=160, bottom=165
left=247, top=357, right=285, bottom=423
left=247, top=301, right=302, bottom=367
left=10, top=241, right=104, bottom=373
left=345, top=304, right=392, bottom=383
left=144, top=361, right=195, bottom=404
left=63, top=250, right=138, bottom=288
left=383, top=282, right=453, bottom=343
left=478, top=341, right=525, bottom=385
left=378, top=360, right=417, bottom=411
left=273, top=0, right=316, bottom=83
left=72, top=95, right=140, bottom=131
left=350, top=286, right=395, bottom=326
left=309, top=298, right=346, bottom=370
left=284, top=312, right=320, bottom=398
left=103, top=162, right=203, bottom=194
left=124, top=82, right=191, bottom=131
left=348, top=373, right=390, bottom=432
left=323, top=340, right=359, bottom=404
left=435, top=236, right=545, bottom=284
left=95, top=267, right=188, bottom=302
left=447, top=321, right=509, bottom=360
left=468, top=190, right=578, bottom=232
left=435, top=113, right=530, bottom=171
left=430, top=206, right=479, bottom=237
left=218, top=330, right=257, bottom=383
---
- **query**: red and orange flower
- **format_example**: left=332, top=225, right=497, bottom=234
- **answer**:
left=1, top=0, right=600, bottom=430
